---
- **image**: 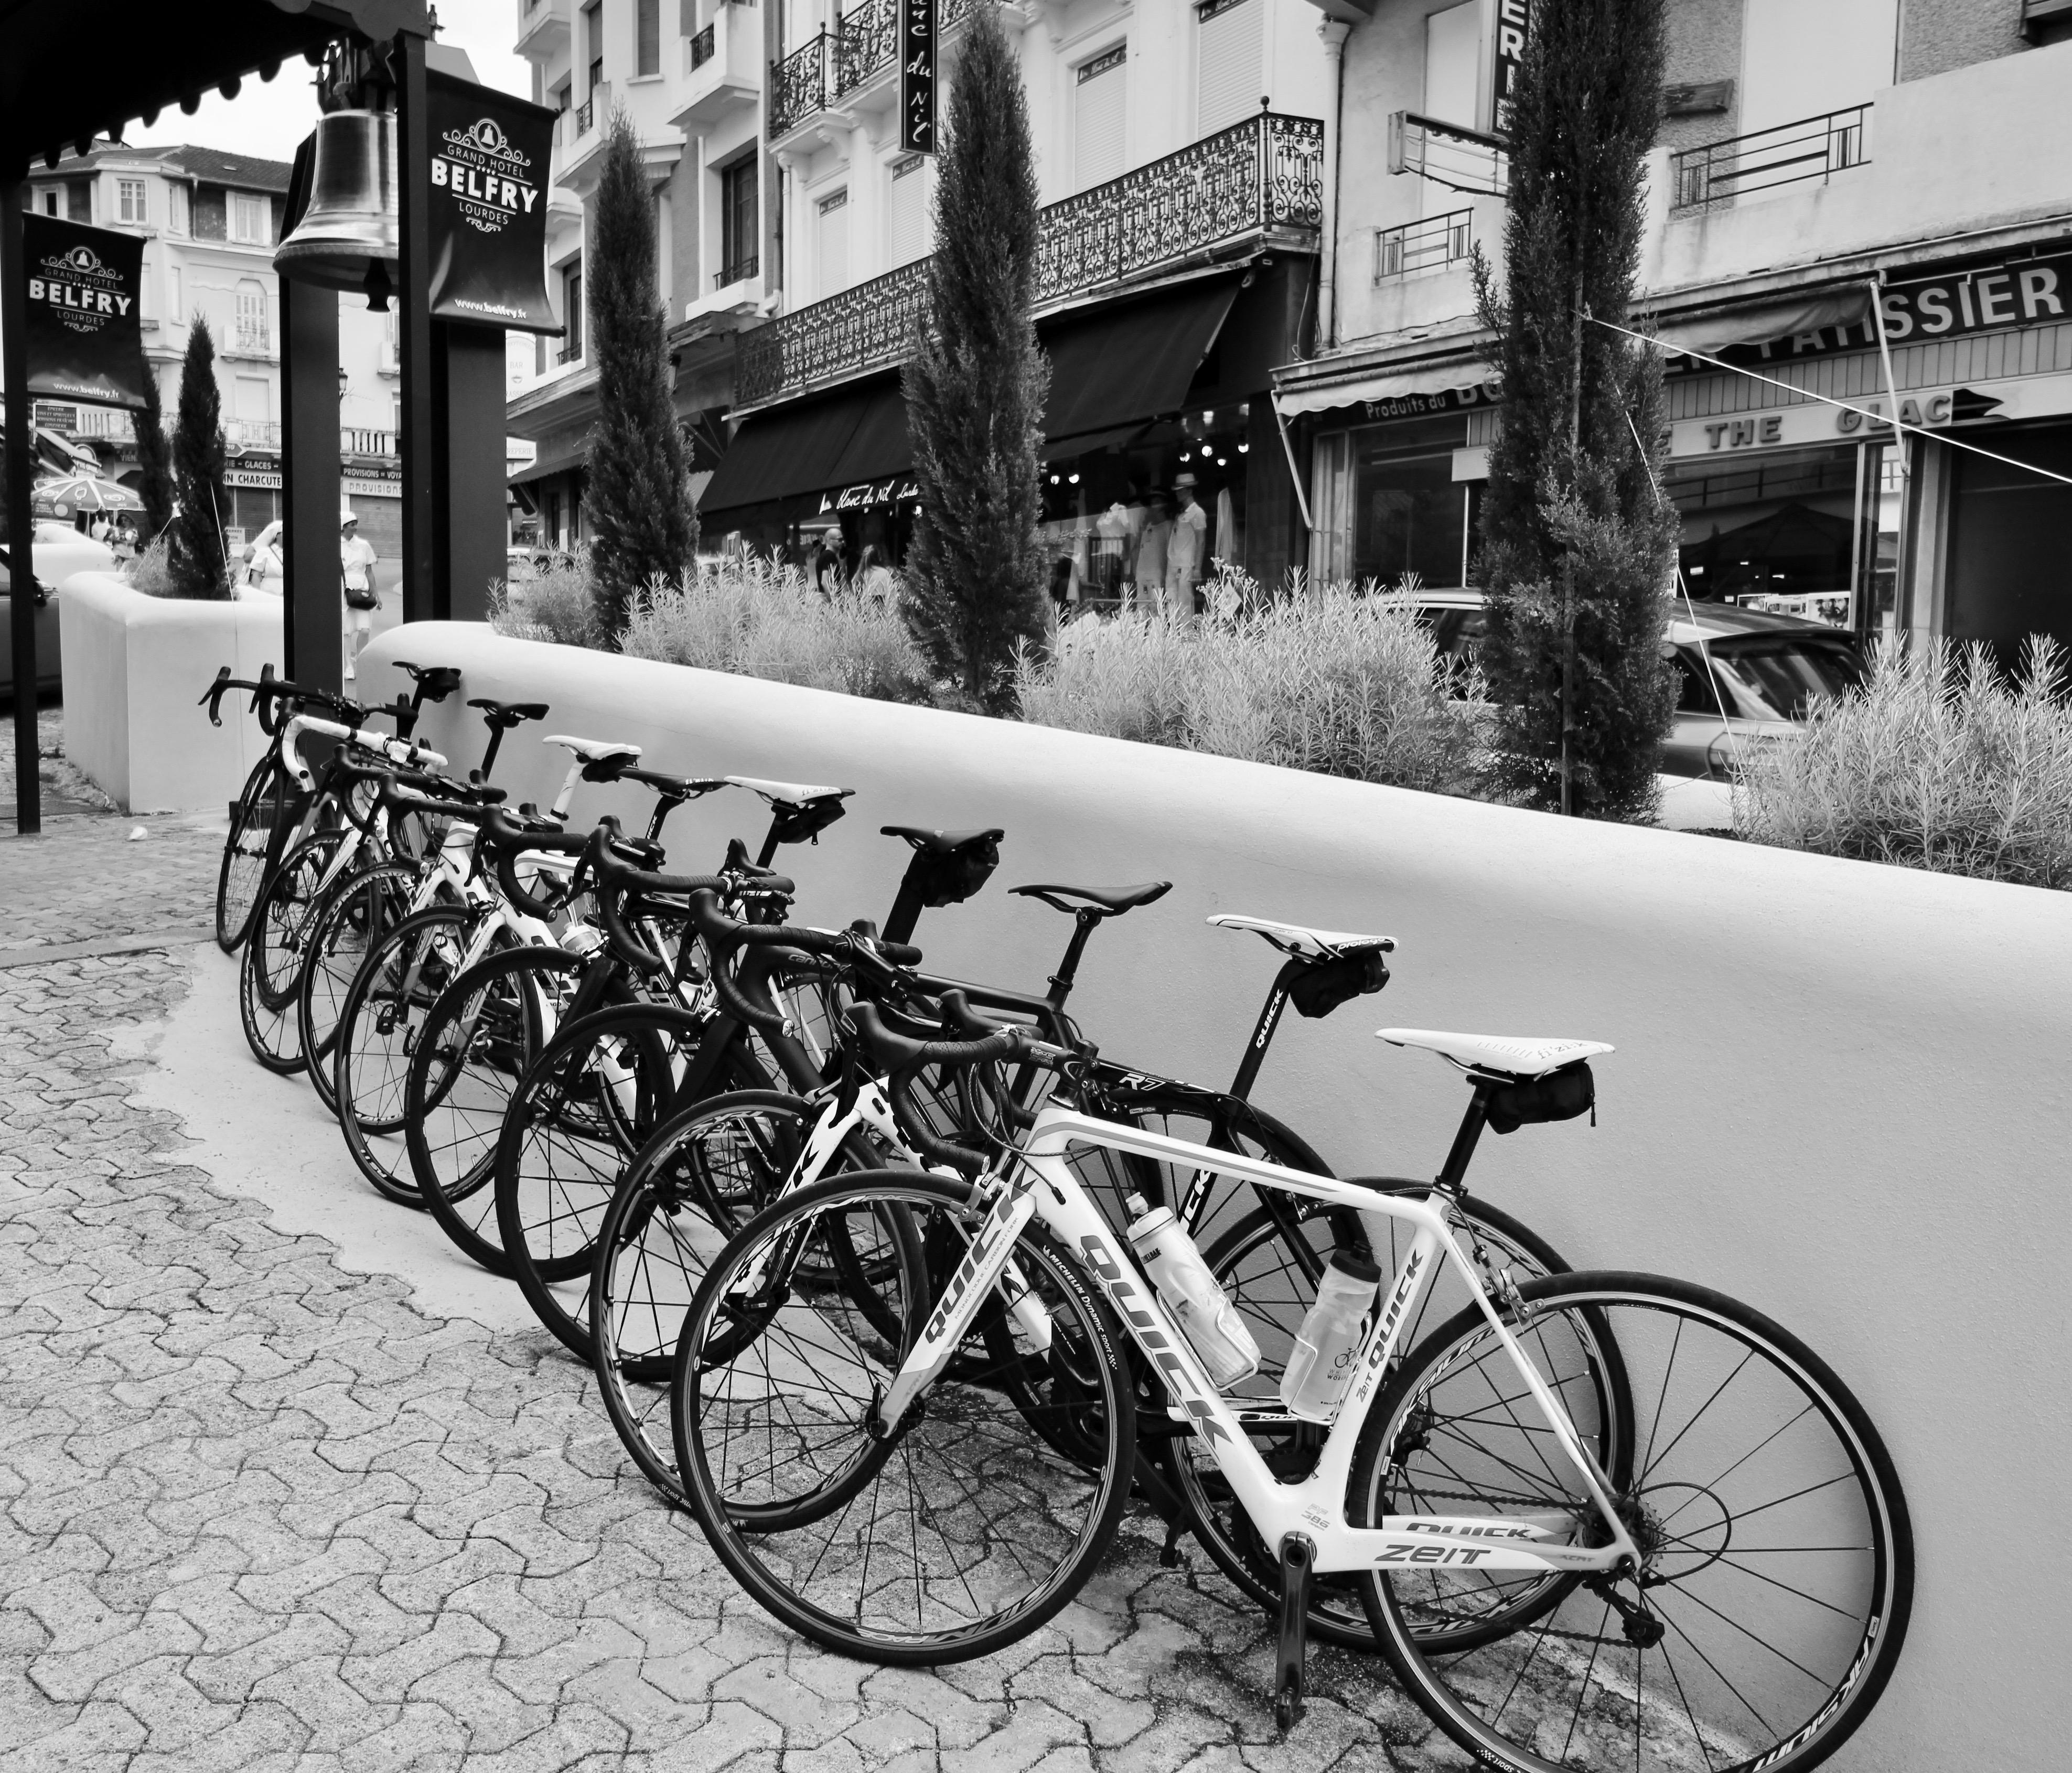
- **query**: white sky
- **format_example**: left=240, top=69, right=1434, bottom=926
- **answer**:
left=123, top=1, right=531, bottom=163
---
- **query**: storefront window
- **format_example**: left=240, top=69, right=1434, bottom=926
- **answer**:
left=1314, top=414, right=1471, bottom=590
left=1944, top=421, right=2072, bottom=671
left=1666, top=445, right=1859, bottom=623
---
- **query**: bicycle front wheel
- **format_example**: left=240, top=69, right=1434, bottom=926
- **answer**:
left=674, top=1170, right=1136, bottom=1665
left=236, top=830, right=345, bottom=1073
left=1351, top=1272, right=1912, bottom=1773
left=217, top=757, right=294, bottom=952
left=300, top=861, right=420, bottom=1114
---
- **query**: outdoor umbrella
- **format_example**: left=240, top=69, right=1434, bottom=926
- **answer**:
left=30, top=475, right=143, bottom=520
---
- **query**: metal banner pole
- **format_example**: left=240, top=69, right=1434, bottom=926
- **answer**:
left=2, top=175, right=40, bottom=834
left=395, top=27, right=440, bottom=621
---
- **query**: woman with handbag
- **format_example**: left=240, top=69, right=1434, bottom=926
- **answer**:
left=340, top=506, right=380, bottom=681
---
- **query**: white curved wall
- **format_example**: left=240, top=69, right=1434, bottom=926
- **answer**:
left=363, top=621, right=2072, bottom=1772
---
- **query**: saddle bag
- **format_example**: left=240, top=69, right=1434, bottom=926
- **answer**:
left=1287, top=949, right=1390, bottom=1019
left=1485, top=1060, right=1596, bottom=1135
left=907, top=835, right=1001, bottom=909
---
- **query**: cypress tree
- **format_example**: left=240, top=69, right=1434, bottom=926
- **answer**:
left=901, top=1, right=1050, bottom=714
left=584, top=106, right=696, bottom=638
left=1474, top=0, right=1677, bottom=819
left=169, top=317, right=231, bottom=599
left=134, top=369, right=175, bottom=546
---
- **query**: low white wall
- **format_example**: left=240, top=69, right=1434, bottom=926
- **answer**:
left=364, top=622, right=2072, bottom=1772
left=59, top=574, right=281, bottom=815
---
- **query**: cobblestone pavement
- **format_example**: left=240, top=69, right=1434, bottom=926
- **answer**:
left=0, top=811, right=1464, bottom=1771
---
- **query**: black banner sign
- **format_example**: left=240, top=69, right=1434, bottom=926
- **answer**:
left=1491, top=0, right=1530, bottom=135
left=424, top=70, right=562, bottom=334
left=20, top=213, right=149, bottom=409
left=900, top=0, right=937, bottom=156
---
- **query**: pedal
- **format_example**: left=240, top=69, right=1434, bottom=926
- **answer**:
left=1273, top=1533, right=1313, bottom=1733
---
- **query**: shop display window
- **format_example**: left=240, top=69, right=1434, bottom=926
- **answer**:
left=1945, top=421, right=2072, bottom=670
left=1313, top=414, right=1472, bottom=589
left=1667, top=445, right=1859, bottom=620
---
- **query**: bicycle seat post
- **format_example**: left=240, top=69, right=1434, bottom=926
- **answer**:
left=1434, top=1082, right=1495, bottom=1196
left=1226, top=955, right=1308, bottom=1102
left=1044, top=907, right=1105, bottom=1009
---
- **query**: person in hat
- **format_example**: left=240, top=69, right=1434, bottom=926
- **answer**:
left=1165, top=472, right=1209, bottom=615
left=1133, top=491, right=1173, bottom=616
left=339, top=506, right=380, bottom=680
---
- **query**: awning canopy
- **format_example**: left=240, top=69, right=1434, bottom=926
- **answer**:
left=509, top=443, right=587, bottom=487
left=1274, top=358, right=1498, bottom=420
left=1647, top=288, right=1873, bottom=357
left=702, top=276, right=1240, bottom=521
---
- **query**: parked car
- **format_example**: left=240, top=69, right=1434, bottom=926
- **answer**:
left=0, top=524, right=118, bottom=698
left=1407, top=589, right=1867, bottom=781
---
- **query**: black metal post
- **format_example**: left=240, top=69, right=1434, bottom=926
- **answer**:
left=2, top=175, right=40, bottom=834
left=279, top=274, right=342, bottom=694
left=439, top=323, right=508, bottom=623
left=394, top=27, right=439, bottom=621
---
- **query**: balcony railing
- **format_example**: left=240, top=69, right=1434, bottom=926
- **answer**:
left=341, top=427, right=396, bottom=457
left=835, top=0, right=897, bottom=95
left=771, top=32, right=828, bottom=137
left=715, top=254, right=759, bottom=290
left=689, top=23, right=715, bottom=69
left=1388, top=112, right=1509, bottom=198
left=738, top=111, right=1325, bottom=407
left=1670, top=105, right=1872, bottom=211
left=575, top=93, right=596, bottom=134
left=1375, top=209, right=1474, bottom=281
left=233, top=323, right=272, bottom=356
left=226, top=418, right=281, bottom=449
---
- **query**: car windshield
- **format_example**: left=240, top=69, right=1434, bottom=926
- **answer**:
left=1707, top=634, right=1865, bottom=722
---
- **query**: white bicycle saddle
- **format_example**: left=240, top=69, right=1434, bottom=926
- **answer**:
left=1377, top=1028, right=1614, bottom=1080
left=1209, top=914, right=1394, bottom=960
left=726, top=775, right=852, bottom=809
left=544, top=735, right=642, bottom=766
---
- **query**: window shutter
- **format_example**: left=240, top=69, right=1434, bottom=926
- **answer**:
left=1073, top=46, right=1128, bottom=191
left=817, top=189, right=849, bottom=296
left=888, top=156, right=927, bottom=266
left=1196, top=0, right=1262, bottom=138
left=638, top=0, right=661, bottom=76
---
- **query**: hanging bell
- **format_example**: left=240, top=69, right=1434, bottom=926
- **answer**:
left=274, top=108, right=399, bottom=302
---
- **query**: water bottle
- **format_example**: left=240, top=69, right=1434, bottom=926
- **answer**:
left=1279, top=1250, right=1382, bottom=1423
left=1126, top=1196, right=1261, bottom=1390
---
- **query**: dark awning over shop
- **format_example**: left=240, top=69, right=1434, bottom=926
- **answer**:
left=702, top=275, right=1239, bottom=523
left=509, top=444, right=587, bottom=486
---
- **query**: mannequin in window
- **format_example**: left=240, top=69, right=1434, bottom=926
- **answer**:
left=1166, top=472, right=1209, bottom=615
left=1133, top=491, right=1172, bottom=615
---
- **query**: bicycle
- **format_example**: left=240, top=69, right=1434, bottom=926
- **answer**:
left=670, top=1014, right=1912, bottom=1772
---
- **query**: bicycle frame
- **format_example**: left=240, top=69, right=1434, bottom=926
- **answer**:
left=874, top=1104, right=1642, bottom=1579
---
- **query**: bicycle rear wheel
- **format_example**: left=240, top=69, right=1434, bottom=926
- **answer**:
left=218, top=757, right=293, bottom=952
left=405, top=946, right=590, bottom=1274
left=673, top=1170, right=1136, bottom=1665
left=332, top=906, right=478, bottom=1203
left=299, top=862, right=420, bottom=1114
left=237, top=830, right=345, bottom=1073
left=1351, top=1273, right=1912, bottom=1773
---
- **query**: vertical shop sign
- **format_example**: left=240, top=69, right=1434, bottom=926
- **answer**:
left=1490, top=0, right=1530, bottom=136
left=423, top=70, right=563, bottom=332
left=19, top=213, right=149, bottom=407
left=900, top=0, right=938, bottom=155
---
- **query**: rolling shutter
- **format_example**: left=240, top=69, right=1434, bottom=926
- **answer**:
left=1074, top=45, right=1128, bottom=191
left=817, top=188, right=849, bottom=297
left=888, top=156, right=927, bottom=266
left=1196, top=0, right=1262, bottom=138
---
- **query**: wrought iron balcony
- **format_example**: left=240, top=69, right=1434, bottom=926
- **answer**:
left=737, top=111, right=1325, bottom=409
left=770, top=31, right=828, bottom=138
left=715, top=254, right=760, bottom=290
left=689, top=23, right=715, bottom=69
left=575, top=94, right=596, bottom=135
left=1374, top=209, right=1474, bottom=281
left=835, top=0, right=896, bottom=96
left=1670, top=105, right=1871, bottom=212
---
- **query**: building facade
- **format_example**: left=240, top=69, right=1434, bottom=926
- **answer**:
left=20, top=144, right=408, bottom=555
left=1280, top=0, right=2072, bottom=660
left=506, top=0, right=1340, bottom=592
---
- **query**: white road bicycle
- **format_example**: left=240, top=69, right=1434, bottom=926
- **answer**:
left=670, top=1021, right=1912, bottom=1773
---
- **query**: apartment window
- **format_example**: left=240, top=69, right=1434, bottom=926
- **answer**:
left=637, top=0, right=661, bottom=75
left=235, top=281, right=269, bottom=353
left=815, top=188, right=849, bottom=298
left=562, top=265, right=584, bottom=360
left=1196, top=0, right=1262, bottom=137
left=1424, top=1, right=1480, bottom=131
left=229, top=191, right=270, bottom=245
left=887, top=155, right=927, bottom=266
left=720, top=156, right=759, bottom=285
left=168, top=182, right=190, bottom=234
left=552, top=81, right=572, bottom=112
left=584, top=1, right=604, bottom=92
left=1074, top=45, right=1128, bottom=192
left=118, top=178, right=147, bottom=223
left=40, top=189, right=58, bottom=216
left=234, top=375, right=271, bottom=427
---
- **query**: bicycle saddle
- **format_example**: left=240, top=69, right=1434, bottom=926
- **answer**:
left=469, top=697, right=551, bottom=728
left=622, top=765, right=729, bottom=802
left=882, top=824, right=1004, bottom=857
left=393, top=661, right=463, bottom=700
left=1377, top=1029, right=1614, bottom=1081
left=1011, top=880, right=1171, bottom=917
left=727, top=775, right=851, bottom=811
left=1208, top=914, right=1394, bottom=960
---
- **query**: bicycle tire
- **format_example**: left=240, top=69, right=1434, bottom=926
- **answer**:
left=332, top=905, right=481, bottom=1204
left=1351, top=1272, right=1912, bottom=1773
left=493, top=1002, right=766, bottom=1363
left=299, top=861, right=421, bottom=1114
left=673, top=1169, right=1137, bottom=1665
left=217, top=756, right=293, bottom=953
left=1168, top=1189, right=1580, bottom=1651
left=235, top=830, right=346, bottom=1073
left=405, top=945, right=595, bottom=1275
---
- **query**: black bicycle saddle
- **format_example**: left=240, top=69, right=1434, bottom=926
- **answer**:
left=883, top=824, right=1005, bottom=857
left=468, top=697, right=551, bottom=728
left=1011, top=881, right=1172, bottom=917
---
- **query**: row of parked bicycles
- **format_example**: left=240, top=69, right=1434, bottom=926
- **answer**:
left=202, top=658, right=1912, bottom=1772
